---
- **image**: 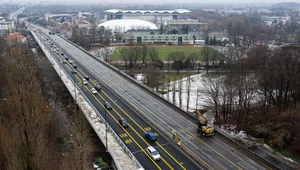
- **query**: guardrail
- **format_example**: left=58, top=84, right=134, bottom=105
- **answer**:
left=57, top=34, right=284, bottom=170
left=31, top=30, right=144, bottom=170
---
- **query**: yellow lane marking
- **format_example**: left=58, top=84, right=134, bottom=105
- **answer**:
left=86, top=87, right=163, bottom=170
left=63, top=65, right=167, bottom=170
left=113, top=89, right=242, bottom=170
left=91, top=75, right=221, bottom=169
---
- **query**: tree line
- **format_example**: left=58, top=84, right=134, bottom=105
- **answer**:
left=0, top=37, right=109, bottom=169
left=118, top=45, right=225, bottom=74
left=203, top=45, right=300, bottom=154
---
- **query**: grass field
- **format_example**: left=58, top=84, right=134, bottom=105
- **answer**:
left=111, top=46, right=202, bottom=61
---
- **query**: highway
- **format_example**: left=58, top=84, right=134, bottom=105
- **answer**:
left=34, top=30, right=201, bottom=170
left=34, top=27, right=274, bottom=170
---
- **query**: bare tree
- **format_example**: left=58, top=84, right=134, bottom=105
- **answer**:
left=0, top=45, right=57, bottom=170
left=149, top=47, right=159, bottom=63
left=178, top=80, right=183, bottom=109
left=169, top=51, right=186, bottom=74
left=141, top=45, right=148, bottom=65
left=101, top=47, right=112, bottom=62
left=172, top=77, right=176, bottom=105
left=189, top=52, right=199, bottom=71
left=186, top=76, right=191, bottom=112
left=200, top=46, right=213, bottom=73
left=120, top=48, right=129, bottom=70
left=129, top=46, right=142, bottom=68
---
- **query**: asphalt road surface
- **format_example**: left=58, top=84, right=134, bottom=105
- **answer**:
left=33, top=26, right=274, bottom=170
left=35, top=30, right=201, bottom=170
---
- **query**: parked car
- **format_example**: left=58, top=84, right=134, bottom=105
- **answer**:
left=104, top=102, right=112, bottom=110
left=95, top=84, right=102, bottom=91
left=145, top=131, right=157, bottom=142
left=82, top=78, right=88, bottom=85
left=119, top=117, right=128, bottom=128
left=90, top=88, right=97, bottom=95
left=146, top=146, right=161, bottom=161
left=84, top=75, right=89, bottom=80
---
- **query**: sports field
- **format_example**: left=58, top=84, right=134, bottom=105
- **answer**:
left=111, top=46, right=202, bottom=61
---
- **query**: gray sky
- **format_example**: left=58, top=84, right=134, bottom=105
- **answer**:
left=4, top=0, right=299, bottom=5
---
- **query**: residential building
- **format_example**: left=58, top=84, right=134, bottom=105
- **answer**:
left=0, top=20, right=16, bottom=35
left=5, top=32, right=27, bottom=45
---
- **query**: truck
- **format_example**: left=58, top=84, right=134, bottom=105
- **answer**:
left=196, top=111, right=214, bottom=137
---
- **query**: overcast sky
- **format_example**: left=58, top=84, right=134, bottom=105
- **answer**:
left=4, top=0, right=299, bottom=5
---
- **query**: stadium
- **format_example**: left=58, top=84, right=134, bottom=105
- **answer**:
left=98, top=19, right=158, bottom=32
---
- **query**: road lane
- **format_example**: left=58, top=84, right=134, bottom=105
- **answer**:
left=36, top=31, right=200, bottom=170
left=35, top=27, right=272, bottom=170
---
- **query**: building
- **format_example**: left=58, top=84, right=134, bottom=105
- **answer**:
left=5, top=32, right=27, bottom=45
left=165, top=19, right=207, bottom=37
left=105, top=9, right=190, bottom=24
left=98, top=19, right=158, bottom=33
left=0, top=20, right=16, bottom=35
left=125, top=29, right=194, bottom=45
left=207, top=29, right=227, bottom=40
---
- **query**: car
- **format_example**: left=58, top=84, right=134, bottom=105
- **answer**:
left=62, top=60, right=67, bottom=64
left=65, top=56, right=69, bottom=60
left=145, top=131, right=157, bottom=142
left=72, top=63, right=77, bottom=68
left=71, top=69, right=77, bottom=74
left=95, top=84, right=102, bottom=91
left=146, top=146, right=161, bottom=161
left=69, top=59, right=73, bottom=64
left=60, top=52, right=64, bottom=55
left=90, top=88, right=97, bottom=94
left=82, top=78, right=88, bottom=85
left=84, top=75, right=89, bottom=80
left=119, top=117, right=128, bottom=128
left=104, top=102, right=112, bottom=110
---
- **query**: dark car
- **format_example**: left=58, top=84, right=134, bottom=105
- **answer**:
left=72, top=63, right=77, bottom=69
left=71, top=69, right=77, bottom=74
left=145, top=131, right=157, bottom=142
left=95, top=84, right=102, bottom=91
left=84, top=75, right=89, bottom=80
left=119, top=117, right=128, bottom=128
left=65, top=56, right=69, bottom=60
left=104, top=102, right=112, bottom=110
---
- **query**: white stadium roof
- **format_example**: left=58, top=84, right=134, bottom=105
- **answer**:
left=105, top=9, right=191, bottom=14
left=98, top=19, right=158, bottom=32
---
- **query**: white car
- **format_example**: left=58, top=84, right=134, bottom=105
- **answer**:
left=90, top=88, right=97, bottom=94
left=146, top=146, right=161, bottom=161
left=82, top=79, right=88, bottom=85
